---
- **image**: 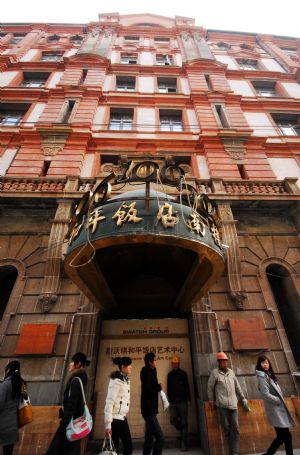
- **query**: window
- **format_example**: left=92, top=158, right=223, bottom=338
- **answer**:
left=154, top=37, right=170, bottom=44
left=252, top=80, right=277, bottom=97
left=79, top=69, right=88, bottom=85
left=217, top=42, right=231, bottom=50
left=48, top=34, right=60, bottom=42
left=10, top=35, right=25, bottom=45
left=21, top=72, right=50, bottom=88
left=160, top=110, right=183, bottom=132
left=0, top=104, right=29, bottom=126
left=0, top=265, right=18, bottom=320
left=70, top=35, right=83, bottom=45
left=120, top=53, right=138, bottom=64
left=205, top=75, right=212, bottom=90
left=41, top=160, right=51, bottom=176
left=157, top=77, right=177, bottom=93
left=156, top=54, right=174, bottom=66
left=240, top=43, right=254, bottom=51
left=109, top=108, right=134, bottom=130
left=213, top=104, right=230, bottom=128
left=60, top=100, right=76, bottom=123
left=40, top=52, right=63, bottom=62
left=281, top=47, right=298, bottom=57
left=237, top=164, right=247, bottom=179
left=237, top=59, right=258, bottom=70
left=116, top=76, right=135, bottom=92
left=124, top=36, right=139, bottom=42
left=271, top=113, right=300, bottom=136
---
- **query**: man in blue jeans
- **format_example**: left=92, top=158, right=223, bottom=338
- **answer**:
left=140, top=352, right=164, bottom=455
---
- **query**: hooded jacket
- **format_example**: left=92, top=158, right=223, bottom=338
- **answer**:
left=104, top=371, right=130, bottom=429
left=0, top=376, right=19, bottom=446
left=207, top=367, right=245, bottom=410
left=256, top=369, right=295, bottom=428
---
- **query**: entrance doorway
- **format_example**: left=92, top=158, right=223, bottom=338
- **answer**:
left=93, top=318, right=198, bottom=444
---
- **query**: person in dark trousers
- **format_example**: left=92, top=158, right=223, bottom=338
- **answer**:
left=167, top=355, right=190, bottom=451
left=207, top=352, right=247, bottom=455
left=104, top=357, right=133, bottom=455
left=45, top=352, right=90, bottom=455
left=140, top=352, right=164, bottom=455
left=256, top=354, right=295, bottom=455
left=0, top=360, right=27, bottom=455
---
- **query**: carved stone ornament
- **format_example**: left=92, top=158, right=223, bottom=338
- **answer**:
left=42, top=145, right=63, bottom=157
left=230, top=291, right=247, bottom=309
left=41, top=134, right=68, bottom=157
left=38, top=294, right=58, bottom=313
left=222, top=137, right=247, bottom=161
left=104, top=28, right=113, bottom=38
left=181, top=32, right=190, bottom=42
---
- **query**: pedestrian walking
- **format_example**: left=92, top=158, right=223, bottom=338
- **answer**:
left=45, top=352, right=90, bottom=455
left=167, top=355, right=190, bottom=451
left=207, top=352, right=247, bottom=455
left=0, top=360, right=27, bottom=455
left=256, top=354, right=295, bottom=455
left=140, top=352, right=164, bottom=455
left=104, top=356, right=133, bottom=455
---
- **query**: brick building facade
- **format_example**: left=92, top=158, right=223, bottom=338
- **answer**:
left=0, top=12, right=300, bottom=454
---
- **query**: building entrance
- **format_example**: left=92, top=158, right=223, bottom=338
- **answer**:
left=93, top=318, right=198, bottom=443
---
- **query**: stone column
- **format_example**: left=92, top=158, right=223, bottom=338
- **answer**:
left=38, top=198, right=74, bottom=312
left=218, top=202, right=246, bottom=308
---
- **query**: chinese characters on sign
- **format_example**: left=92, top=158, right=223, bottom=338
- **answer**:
left=105, top=345, right=186, bottom=356
left=68, top=200, right=221, bottom=247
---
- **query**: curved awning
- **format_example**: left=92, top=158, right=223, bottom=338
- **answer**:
left=65, top=183, right=224, bottom=317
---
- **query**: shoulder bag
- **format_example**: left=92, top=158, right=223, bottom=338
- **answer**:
left=66, top=377, right=93, bottom=442
left=18, top=382, right=33, bottom=428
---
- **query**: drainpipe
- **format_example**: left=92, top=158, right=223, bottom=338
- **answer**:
left=56, top=311, right=99, bottom=404
left=191, top=309, right=223, bottom=352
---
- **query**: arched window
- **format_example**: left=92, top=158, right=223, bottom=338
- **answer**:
left=266, top=263, right=300, bottom=366
left=0, top=265, right=18, bottom=320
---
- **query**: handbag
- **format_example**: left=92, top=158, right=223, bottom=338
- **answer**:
left=160, top=390, right=170, bottom=411
left=66, top=377, right=93, bottom=442
left=18, top=382, right=33, bottom=428
left=18, top=397, right=33, bottom=427
left=100, top=435, right=117, bottom=455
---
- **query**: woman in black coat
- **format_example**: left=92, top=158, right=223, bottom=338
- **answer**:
left=0, top=360, right=26, bottom=455
left=45, top=352, right=90, bottom=455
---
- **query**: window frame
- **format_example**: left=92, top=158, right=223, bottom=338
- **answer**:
left=157, top=77, right=177, bottom=94
left=120, top=53, right=138, bottom=64
left=252, top=80, right=277, bottom=97
left=40, top=52, right=63, bottom=62
left=109, top=108, right=134, bottom=131
left=271, top=113, right=300, bottom=136
left=116, top=75, right=136, bottom=92
left=155, top=54, right=174, bottom=66
left=159, top=109, right=183, bottom=132
left=212, top=104, right=231, bottom=128
left=237, top=58, right=259, bottom=71
left=20, top=72, right=50, bottom=88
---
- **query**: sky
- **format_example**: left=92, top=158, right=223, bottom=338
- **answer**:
left=1, top=0, right=300, bottom=39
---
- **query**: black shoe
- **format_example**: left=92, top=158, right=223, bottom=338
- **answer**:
left=180, top=441, right=188, bottom=451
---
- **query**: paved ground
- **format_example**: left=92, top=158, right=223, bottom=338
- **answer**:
left=86, top=448, right=300, bottom=454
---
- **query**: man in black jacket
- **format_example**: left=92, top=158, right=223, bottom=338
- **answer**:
left=140, top=352, right=164, bottom=455
left=167, top=355, right=190, bottom=451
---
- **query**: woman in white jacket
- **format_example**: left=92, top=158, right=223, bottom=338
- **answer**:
left=104, top=357, right=132, bottom=455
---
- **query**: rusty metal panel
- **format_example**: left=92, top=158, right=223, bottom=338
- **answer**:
left=228, top=317, right=269, bottom=350
left=15, top=324, right=59, bottom=355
